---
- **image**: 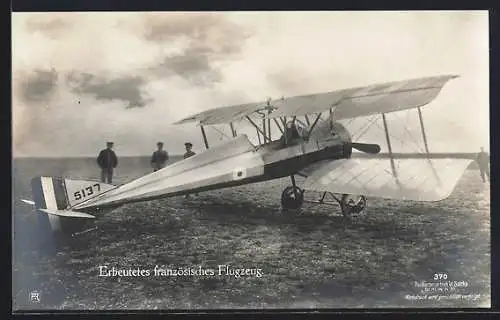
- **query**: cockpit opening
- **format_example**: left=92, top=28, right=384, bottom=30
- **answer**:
left=280, top=120, right=308, bottom=147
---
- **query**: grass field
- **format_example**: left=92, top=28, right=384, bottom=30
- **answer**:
left=12, top=157, right=490, bottom=310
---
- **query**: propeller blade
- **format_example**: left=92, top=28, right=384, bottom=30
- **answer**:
left=351, top=142, right=381, bottom=154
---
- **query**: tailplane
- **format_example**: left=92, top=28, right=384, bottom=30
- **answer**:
left=25, top=176, right=115, bottom=239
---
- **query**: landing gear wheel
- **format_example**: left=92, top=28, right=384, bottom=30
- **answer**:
left=281, top=186, right=304, bottom=210
left=340, top=194, right=367, bottom=218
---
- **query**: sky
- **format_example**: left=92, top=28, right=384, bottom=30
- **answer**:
left=12, top=11, right=489, bottom=157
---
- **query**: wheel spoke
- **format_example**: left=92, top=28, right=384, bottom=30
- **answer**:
left=340, top=194, right=367, bottom=218
left=281, top=185, right=304, bottom=210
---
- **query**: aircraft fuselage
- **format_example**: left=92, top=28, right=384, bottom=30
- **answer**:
left=73, top=123, right=353, bottom=213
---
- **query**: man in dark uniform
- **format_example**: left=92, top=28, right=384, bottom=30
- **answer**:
left=97, top=141, right=118, bottom=183
left=183, top=142, right=196, bottom=159
left=476, top=147, right=490, bottom=182
left=151, top=142, right=169, bottom=172
left=183, top=142, right=197, bottom=198
left=280, top=122, right=300, bottom=148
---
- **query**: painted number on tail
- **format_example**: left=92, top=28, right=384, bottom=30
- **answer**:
left=73, top=183, right=101, bottom=201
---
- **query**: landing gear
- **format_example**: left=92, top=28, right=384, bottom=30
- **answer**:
left=281, top=186, right=304, bottom=210
left=302, top=191, right=367, bottom=218
left=339, top=194, right=367, bottom=218
left=281, top=175, right=304, bottom=210
left=279, top=175, right=367, bottom=217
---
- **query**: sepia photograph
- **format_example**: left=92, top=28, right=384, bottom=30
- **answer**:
left=12, top=11, right=490, bottom=310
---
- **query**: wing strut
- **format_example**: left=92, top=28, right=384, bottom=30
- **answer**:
left=267, top=118, right=272, bottom=142
left=229, top=122, right=237, bottom=138
left=308, top=113, right=323, bottom=137
left=200, top=125, right=210, bottom=150
left=246, top=116, right=267, bottom=138
left=273, top=118, right=284, bottom=134
left=265, top=98, right=274, bottom=142
left=381, top=113, right=400, bottom=184
left=257, top=130, right=262, bottom=144
left=304, top=115, right=311, bottom=126
left=417, top=107, right=430, bottom=153
left=246, top=116, right=270, bottom=145
left=329, top=108, right=334, bottom=130
left=280, top=117, right=287, bottom=129
left=417, top=107, right=442, bottom=185
left=262, top=119, right=268, bottom=143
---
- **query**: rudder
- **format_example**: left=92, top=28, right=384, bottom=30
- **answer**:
left=30, top=177, right=108, bottom=238
left=31, top=177, right=66, bottom=234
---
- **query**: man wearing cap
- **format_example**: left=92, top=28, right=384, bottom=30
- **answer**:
left=183, top=142, right=197, bottom=198
left=151, top=142, right=169, bottom=172
left=97, top=141, right=118, bottom=183
left=183, top=142, right=196, bottom=159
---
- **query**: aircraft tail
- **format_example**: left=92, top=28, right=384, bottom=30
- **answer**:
left=26, top=176, right=115, bottom=238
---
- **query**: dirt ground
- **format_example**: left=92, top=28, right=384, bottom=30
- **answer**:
left=12, top=158, right=490, bottom=310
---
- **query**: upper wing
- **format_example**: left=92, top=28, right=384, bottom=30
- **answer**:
left=173, top=74, right=457, bottom=126
left=300, top=156, right=473, bottom=202
left=174, top=102, right=271, bottom=125
left=268, top=74, right=458, bottom=120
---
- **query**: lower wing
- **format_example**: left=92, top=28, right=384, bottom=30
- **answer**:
left=299, top=155, right=474, bottom=202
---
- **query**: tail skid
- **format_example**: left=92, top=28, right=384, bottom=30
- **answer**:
left=20, top=199, right=35, bottom=205
left=38, top=208, right=96, bottom=219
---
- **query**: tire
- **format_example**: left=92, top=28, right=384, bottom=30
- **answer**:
left=281, top=186, right=304, bottom=210
left=340, top=194, right=367, bottom=218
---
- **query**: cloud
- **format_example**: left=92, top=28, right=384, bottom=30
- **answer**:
left=19, top=68, right=59, bottom=103
left=141, top=12, right=251, bottom=45
left=142, top=12, right=252, bottom=86
left=24, top=14, right=73, bottom=39
left=12, top=11, right=489, bottom=157
left=66, top=72, right=149, bottom=108
left=13, top=67, right=61, bottom=150
left=12, top=12, right=255, bottom=156
left=154, top=46, right=222, bottom=86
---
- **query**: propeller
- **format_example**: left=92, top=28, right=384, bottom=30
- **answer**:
left=350, top=142, right=381, bottom=154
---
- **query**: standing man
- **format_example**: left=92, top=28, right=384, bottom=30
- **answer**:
left=151, top=142, right=169, bottom=172
left=97, top=141, right=118, bottom=184
left=476, top=147, right=490, bottom=183
left=183, top=142, right=196, bottom=159
left=183, top=142, right=197, bottom=198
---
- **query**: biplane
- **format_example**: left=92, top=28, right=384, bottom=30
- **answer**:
left=21, top=74, right=474, bottom=239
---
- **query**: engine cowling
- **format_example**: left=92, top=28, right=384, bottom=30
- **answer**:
left=331, top=122, right=352, bottom=158
left=309, top=120, right=353, bottom=157
left=331, top=122, right=352, bottom=144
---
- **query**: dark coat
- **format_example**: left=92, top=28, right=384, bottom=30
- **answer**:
left=476, top=151, right=489, bottom=168
left=151, top=150, right=169, bottom=168
left=184, top=151, right=196, bottom=159
left=97, top=149, right=118, bottom=169
left=280, top=126, right=300, bottom=146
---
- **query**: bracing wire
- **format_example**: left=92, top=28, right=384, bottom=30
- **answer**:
left=351, top=115, right=379, bottom=141
left=391, top=111, right=424, bottom=153
left=372, top=117, right=422, bottom=154
left=210, top=125, right=231, bottom=141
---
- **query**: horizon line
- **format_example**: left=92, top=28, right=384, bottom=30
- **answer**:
left=12, top=151, right=483, bottom=160
left=12, top=154, right=187, bottom=159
